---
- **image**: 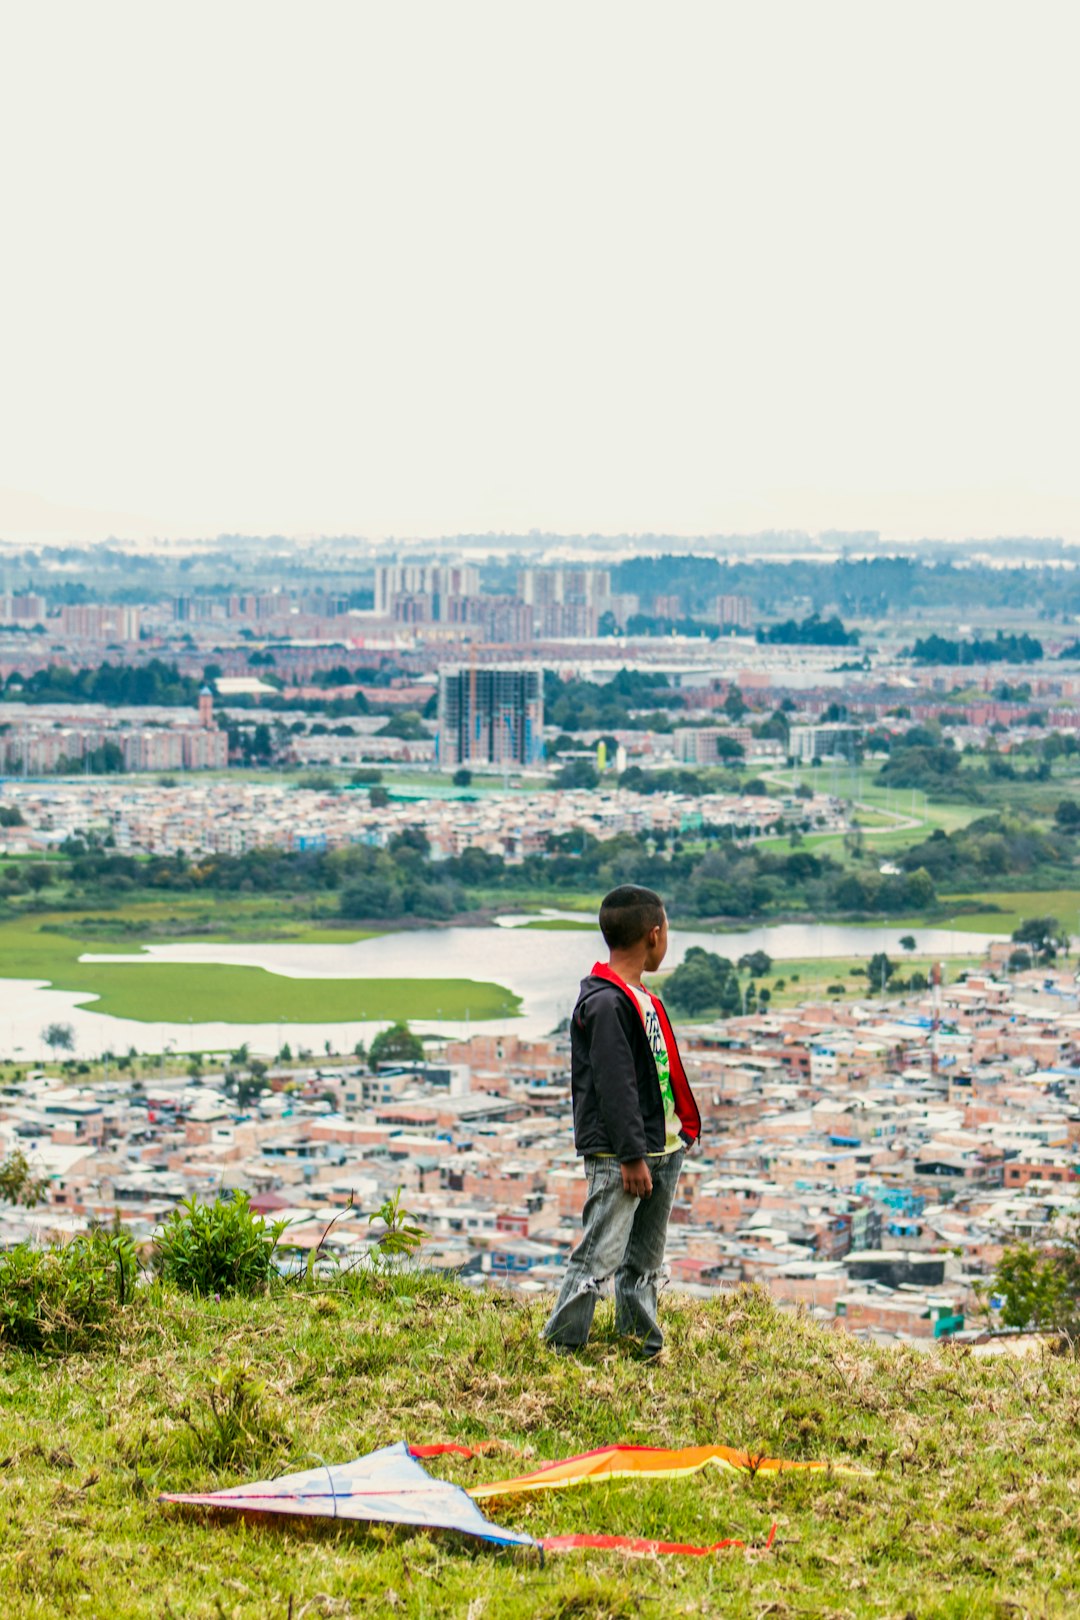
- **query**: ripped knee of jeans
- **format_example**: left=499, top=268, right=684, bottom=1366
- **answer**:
left=575, top=1271, right=611, bottom=1296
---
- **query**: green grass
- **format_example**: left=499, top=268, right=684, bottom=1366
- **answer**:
left=659, top=954, right=985, bottom=1015
left=919, top=888, right=1080, bottom=936
left=519, top=918, right=599, bottom=931
left=473, top=890, right=597, bottom=914
left=0, top=913, right=520, bottom=1025
left=3, top=1277, right=1079, bottom=1617
left=761, top=954, right=982, bottom=1007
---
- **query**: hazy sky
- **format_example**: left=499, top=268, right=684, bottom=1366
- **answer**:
left=1, top=1, right=1078, bottom=542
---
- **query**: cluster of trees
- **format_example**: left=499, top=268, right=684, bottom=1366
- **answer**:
left=899, top=814, right=1075, bottom=888
left=1010, top=915, right=1068, bottom=964
left=756, top=613, right=858, bottom=647
left=2, top=661, right=202, bottom=706
left=1, top=859, right=63, bottom=898
left=618, top=766, right=739, bottom=796
left=662, top=948, right=745, bottom=1016
left=609, top=553, right=1080, bottom=617
left=908, top=632, right=1044, bottom=665
left=543, top=669, right=682, bottom=732
left=877, top=741, right=964, bottom=791
left=9, top=821, right=927, bottom=924
left=602, top=611, right=734, bottom=640
left=662, top=947, right=775, bottom=1018
left=872, top=722, right=1075, bottom=799
left=40, top=803, right=1080, bottom=926
left=991, top=1221, right=1080, bottom=1337
left=374, top=711, right=429, bottom=741
left=226, top=721, right=275, bottom=765
left=338, top=831, right=468, bottom=919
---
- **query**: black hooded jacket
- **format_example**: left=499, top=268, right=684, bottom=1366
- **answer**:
left=570, top=968, right=701, bottom=1161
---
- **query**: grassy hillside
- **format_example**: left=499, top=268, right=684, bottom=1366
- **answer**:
left=2, top=1276, right=1078, bottom=1617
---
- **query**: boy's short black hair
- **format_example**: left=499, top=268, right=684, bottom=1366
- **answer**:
left=599, top=885, right=665, bottom=950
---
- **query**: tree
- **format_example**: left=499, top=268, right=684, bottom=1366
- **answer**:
left=369, top=1021, right=425, bottom=1071
left=993, top=1237, right=1078, bottom=1332
left=723, top=684, right=746, bottom=720
left=375, top=711, right=428, bottom=741
left=663, top=947, right=742, bottom=1017
left=555, top=759, right=599, bottom=790
left=41, top=1022, right=75, bottom=1057
left=868, top=953, right=895, bottom=994
left=1012, top=917, right=1059, bottom=956
left=0, top=1149, right=46, bottom=1206
left=236, top=1074, right=268, bottom=1109
left=452, top=768, right=472, bottom=787
left=369, top=786, right=391, bottom=809
left=737, top=950, right=772, bottom=977
left=899, top=935, right=917, bottom=953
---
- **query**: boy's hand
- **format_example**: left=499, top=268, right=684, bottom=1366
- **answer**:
left=621, top=1158, right=653, bottom=1198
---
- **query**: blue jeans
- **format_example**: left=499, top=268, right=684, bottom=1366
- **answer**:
left=542, top=1150, right=684, bottom=1355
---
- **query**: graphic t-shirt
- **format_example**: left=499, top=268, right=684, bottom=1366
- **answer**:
left=631, top=985, right=683, bottom=1156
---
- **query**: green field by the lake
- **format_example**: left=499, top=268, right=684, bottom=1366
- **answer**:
left=519, top=917, right=598, bottom=930
left=926, top=888, right=1080, bottom=935
left=0, top=912, right=520, bottom=1024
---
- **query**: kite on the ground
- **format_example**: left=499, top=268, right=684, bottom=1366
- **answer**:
left=161, top=1439, right=839, bottom=1557
left=442, top=1441, right=855, bottom=1497
left=160, top=1441, right=535, bottom=1550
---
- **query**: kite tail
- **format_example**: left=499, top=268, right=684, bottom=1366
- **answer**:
left=540, top=1523, right=778, bottom=1558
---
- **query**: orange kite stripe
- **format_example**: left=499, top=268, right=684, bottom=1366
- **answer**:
left=468, top=1443, right=853, bottom=1498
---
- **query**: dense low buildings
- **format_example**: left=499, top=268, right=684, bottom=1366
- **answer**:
left=0, top=777, right=843, bottom=858
left=4, top=959, right=1080, bottom=1344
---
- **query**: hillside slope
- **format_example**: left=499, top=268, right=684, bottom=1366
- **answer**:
left=1, top=1278, right=1077, bottom=1618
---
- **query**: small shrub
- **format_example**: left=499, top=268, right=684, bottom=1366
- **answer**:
left=156, top=1194, right=286, bottom=1297
left=0, top=1231, right=136, bottom=1354
left=178, top=1362, right=289, bottom=1470
left=0, top=1149, right=46, bottom=1206
left=368, top=1187, right=425, bottom=1273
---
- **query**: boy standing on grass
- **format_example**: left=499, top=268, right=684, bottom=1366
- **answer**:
left=543, top=884, right=701, bottom=1358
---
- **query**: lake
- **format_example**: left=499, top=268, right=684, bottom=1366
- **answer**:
left=0, top=913, right=1005, bottom=1061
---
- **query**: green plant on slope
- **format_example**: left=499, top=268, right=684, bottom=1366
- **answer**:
left=156, top=1194, right=287, bottom=1297
left=177, top=1362, right=289, bottom=1471
left=368, top=1186, right=425, bottom=1273
left=0, top=1149, right=46, bottom=1207
left=0, top=1230, right=136, bottom=1353
left=993, top=1232, right=1080, bottom=1333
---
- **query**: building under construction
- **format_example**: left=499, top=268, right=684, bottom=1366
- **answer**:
left=436, top=665, right=544, bottom=769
